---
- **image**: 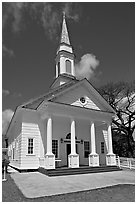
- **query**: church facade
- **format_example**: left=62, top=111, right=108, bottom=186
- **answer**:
left=7, top=14, right=116, bottom=170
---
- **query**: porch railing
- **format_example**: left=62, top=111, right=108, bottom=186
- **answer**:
left=116, top=156, right=135, bottom=170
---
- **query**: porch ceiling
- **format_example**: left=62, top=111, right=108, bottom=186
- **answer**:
left=38, top=101, right=114, bottom=123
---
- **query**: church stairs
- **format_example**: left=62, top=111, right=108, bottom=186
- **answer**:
left=38, top=166, right=121, bottom=177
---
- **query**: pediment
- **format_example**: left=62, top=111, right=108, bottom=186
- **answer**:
left=50, top=79, right=115, bottom=113
left=71, top=96, right=100, bottom=110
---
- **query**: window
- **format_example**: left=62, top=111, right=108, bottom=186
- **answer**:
left=66, top=60, right=71, bottom=74
left=66, top=133, right=71, bottom=139
left=12, top=148, right=15, bottom=160
left=16, top=140, right=18, bottom=150
left=58, top=62, right=60, bottom=75
left=80, top=97, right=86, bottom=104
left=52, top=140, right=58, bottom=158
left=84, top=141, right=90, bottom=158
left=101, top=142, right=105, bottom=154
left=28, top=138, right=34, bottom=154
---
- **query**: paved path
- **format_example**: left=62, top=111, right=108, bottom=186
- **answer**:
left=10, top=169, right=135, bottom=198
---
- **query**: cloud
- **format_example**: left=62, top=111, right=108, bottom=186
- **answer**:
left=13, top=93, right=22, bottom=97
left=2, top=44, right=14, bottom=57
left=2, top=89, right=10, bottom=96
left=2, top=2, right=25, bottom=33
left=41, top=3, right=60, bottom=40
left=2, top=89, right=22, bottom=97
left=2, top=109, right=14, bottom=135
left=31, top=2, right=81, bottom=40
left=62, top=2, right=80, bottom=22
left=2, top=2, right=81, bottom=40
left=75, top=54, right=100, bottom=80
left=11, top=2, right=24, bottom=33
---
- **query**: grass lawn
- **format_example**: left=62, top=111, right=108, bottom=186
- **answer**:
left=2, top=173, right=135, bottom=202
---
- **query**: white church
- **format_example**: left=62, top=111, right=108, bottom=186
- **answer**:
left=7, top=14, right=116, bottom=171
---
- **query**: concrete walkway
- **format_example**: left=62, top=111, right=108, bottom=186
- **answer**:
left=10, top=168, right=135, bottom=198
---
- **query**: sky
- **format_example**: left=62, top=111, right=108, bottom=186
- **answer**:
left=2, top=2, right=135, bottom=115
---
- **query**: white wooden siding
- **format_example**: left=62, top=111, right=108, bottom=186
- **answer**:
left=20, top=122, right=41, bottom=169
left=8, top=134, right=22, bottom=168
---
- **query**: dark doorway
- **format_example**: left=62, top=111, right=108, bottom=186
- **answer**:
left=66, top=133, right=71, bottom=165
left=66, top=143, right=78, bottom=166
left=66, top=143, right=71, bottom=165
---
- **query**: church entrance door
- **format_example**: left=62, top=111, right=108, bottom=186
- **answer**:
left=66, top=143, right=78, bottom=166
left=66, top=143, right=71, bottom=166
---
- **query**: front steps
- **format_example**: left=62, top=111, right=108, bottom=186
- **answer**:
left=38, top=165, right=121, bottom=177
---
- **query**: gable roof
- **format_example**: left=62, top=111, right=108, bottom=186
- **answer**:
left=50, top=73, right=78, bottom=89
left=49, top=78, right=115, bottom=113
left=21, top=79, right=79, bottom=110
left=20, top=78, right=115, bottom=114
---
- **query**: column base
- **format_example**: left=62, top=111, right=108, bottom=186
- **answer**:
left=106, top=153, right=116, bottom=166
left=89, top=153, right=99, bottom=167
left=44, top=153, right=55, bottom=169
left=68, top=154, right=79, bottom=168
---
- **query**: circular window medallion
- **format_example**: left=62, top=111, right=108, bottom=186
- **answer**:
left=80, top=97, right=86, bottom=104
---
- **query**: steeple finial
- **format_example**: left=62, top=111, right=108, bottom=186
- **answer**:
left=63, top=11, right=65, bottom=19
left=60, top=11, right=70, bottom=45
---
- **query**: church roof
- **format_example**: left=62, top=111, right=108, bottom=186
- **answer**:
left=21, top=78, right=78, bottom=110
left=60, top=12, right=70, bottom=45
left=50, top=73, right=77, bottom=89
left=20, top=77, right=115, bottom=114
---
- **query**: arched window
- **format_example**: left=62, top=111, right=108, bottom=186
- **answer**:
left=58, top=62, right=60, bottom=75
left=66, top=60, right=71, bottom=74
left=66, top=133, right=71, bottom=139
left=66, top=133, right=77, bottom=140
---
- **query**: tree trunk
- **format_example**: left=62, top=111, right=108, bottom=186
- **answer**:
left=127, top=132, right=135, bottom=158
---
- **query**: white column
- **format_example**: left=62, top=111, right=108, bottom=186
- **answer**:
left=45, top=117, right=55, bottom=169
left=106, top=123, right=116, bottom=166
left=107, top=123, right=113, bottom=154
left=56, top=64, right=58, bottom=78
left=68, top=119, right=79, bottom=168
left=60, top=56, right=65, bottom=74
left=71, top=119, right=76, bottom=155
left=46, top=117, right=52, bottom=154
left=71, top=60, right=75, bottom=76
left=90, top=122, right=96, bottom=154
left=89, top=122, right=99, bottom=167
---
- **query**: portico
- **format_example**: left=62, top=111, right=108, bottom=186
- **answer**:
left=40, top=101, right=116, bottom=169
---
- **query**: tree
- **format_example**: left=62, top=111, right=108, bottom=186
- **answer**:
left=98, top=81, right=135, bottom=158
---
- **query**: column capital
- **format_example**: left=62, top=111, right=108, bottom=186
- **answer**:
left=107, top=121, right=112, bottom=126
left=47, top=115, right=52, bottom=119
left=70, top=117, right=75, bottom=123
left=90, top=121, right=95, bottom=125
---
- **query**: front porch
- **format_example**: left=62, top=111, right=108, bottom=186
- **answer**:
left=39, top=102, right=116, bottom=170
left=40, top=116, right=116, bottom=169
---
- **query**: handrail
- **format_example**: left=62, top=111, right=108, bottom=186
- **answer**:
left=116, top=156, right=135, bottom=169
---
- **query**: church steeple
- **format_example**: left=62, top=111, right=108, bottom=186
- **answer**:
left=55, top=12, right=75, bottom=81
left=60, top=12, right=70, bottom=45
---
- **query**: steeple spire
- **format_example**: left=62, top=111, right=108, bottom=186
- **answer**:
left=55, top=12, right=75, bottom=81
left=60, top=12, right=70, bottom=45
